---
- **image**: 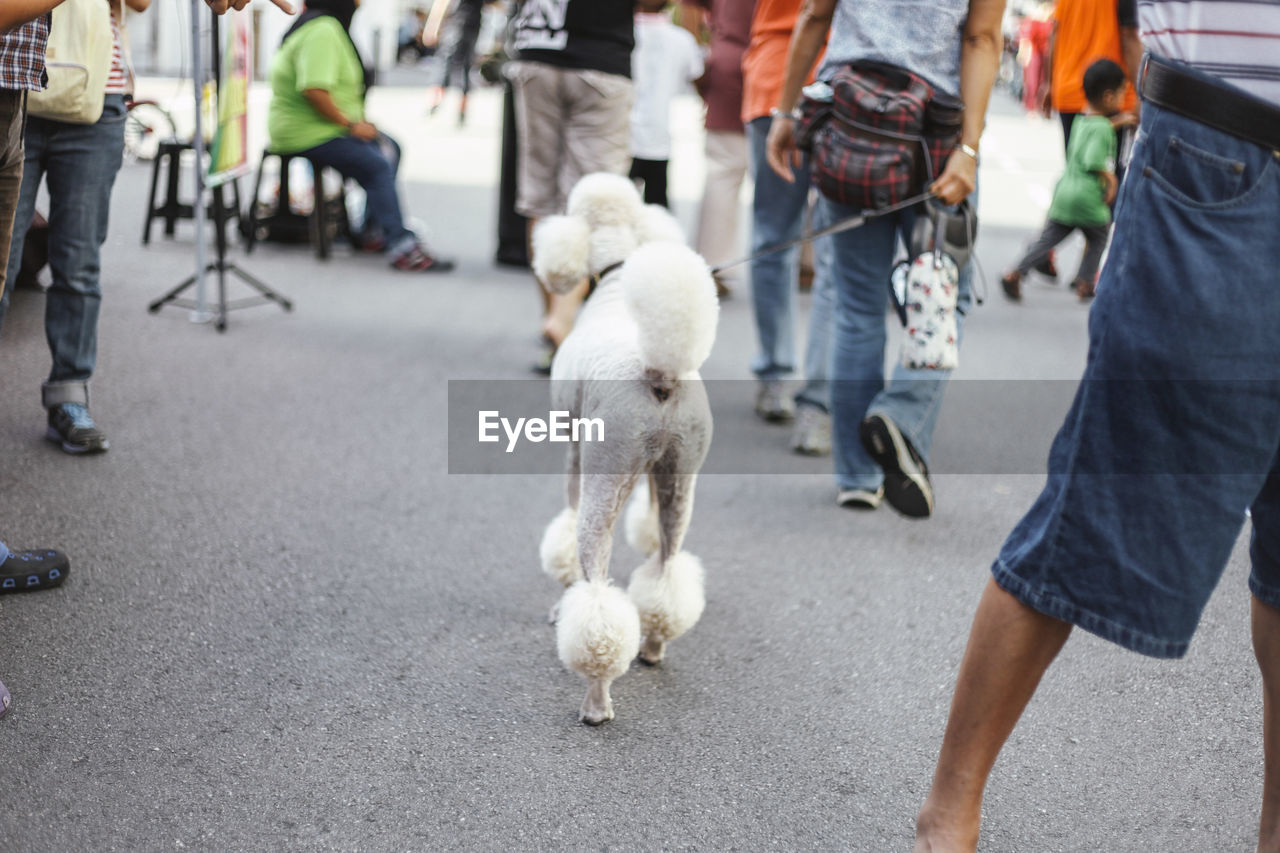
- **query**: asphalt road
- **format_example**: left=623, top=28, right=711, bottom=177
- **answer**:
left=0, top=86, right=1262, bottom=851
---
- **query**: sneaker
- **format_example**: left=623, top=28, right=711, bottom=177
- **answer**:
left=791, top=406, right=832, bottom=456
left=1000, top=271, right=1022, bottom=302
left=0, top=546, right=69, bottom=594
left=391, top=244, right=455, bottom=273
left=47, top=403, right=109, bottom=454
left=837, top=485, right=883, bottom=510
left=859, top=413, right=934, bottom=518
left=1032, top=250, right=1058, bottom=280
left=354, top=232, right=387, bottom=253
left=755, top=380, right=795, bottom=423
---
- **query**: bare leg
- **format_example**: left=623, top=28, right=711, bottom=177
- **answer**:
left=427, top=85, right=444, bottom=113
left=915, top=578, right=1072, bottom=853
left=526, top=218, right=550, bottom=315
left=1253, top=595, right=1280, bottom=852
left=543, top=280, right=589, bottom=348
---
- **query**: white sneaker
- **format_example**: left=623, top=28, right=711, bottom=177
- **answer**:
left=754, top=380, right=795, bottom=423
left=791, top=406, right=831, bottom=456
left=837, top=485, right=883, bottom=510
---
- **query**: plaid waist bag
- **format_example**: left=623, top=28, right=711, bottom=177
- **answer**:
left=798, top=61, right=963, bottom=211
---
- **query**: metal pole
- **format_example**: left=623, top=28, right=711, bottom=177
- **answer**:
left=190, top=0, right=210, bottom=322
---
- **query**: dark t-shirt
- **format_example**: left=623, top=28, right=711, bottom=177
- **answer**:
left=512, top=0, right=635, bottom=78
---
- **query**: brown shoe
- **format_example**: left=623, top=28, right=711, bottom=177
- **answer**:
left=1000, top=271, right=1022, bottom=302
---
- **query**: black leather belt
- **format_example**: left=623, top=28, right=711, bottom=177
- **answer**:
left=1140, top=53, right=1280, bottom=151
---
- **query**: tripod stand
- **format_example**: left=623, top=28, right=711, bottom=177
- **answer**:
left=148, top=3, right=291, bottom=332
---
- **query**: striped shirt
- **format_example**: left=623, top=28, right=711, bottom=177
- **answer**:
left=1138, top=0, right=1280, bottom=105
left=106, top=4, right=129, bottom=94
left=0, top=17, right=49, bottom=92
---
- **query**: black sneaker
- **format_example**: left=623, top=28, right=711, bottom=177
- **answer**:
left=47, top=403, right=109, bottom=454
left=0, top=546, right=69, bottom=594
left=859, top=413, right=934, bottom=518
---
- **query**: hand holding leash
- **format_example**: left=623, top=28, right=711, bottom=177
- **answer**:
left=930, top=147, right=978, bottom=206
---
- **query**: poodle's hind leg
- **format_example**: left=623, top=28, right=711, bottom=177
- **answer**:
left=624, top=472, right=661, bottom=555
left=556, top=471, right=642, bottom=724
left=540, top=441, right=583, bottom=612
left=628, top=460, right=706, bottom=666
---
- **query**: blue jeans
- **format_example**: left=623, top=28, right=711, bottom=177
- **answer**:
left=0, top=95, right=126, bottom=407
left=993, top=68, right=1280, bottom=658
left=746, top=116, right=834, bottom=407
left=303, top=132, right=413, bottom=253
left=821, top=195, right=973, bottom=491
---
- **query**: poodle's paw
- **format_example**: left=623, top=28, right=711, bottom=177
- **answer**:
left=540, top=507, right=581, bottom=586
left=579, top=679, right=615, bottom=726
left=637, top=636, right=666, bottom=666
left=624, top=483, right=661, bottom=556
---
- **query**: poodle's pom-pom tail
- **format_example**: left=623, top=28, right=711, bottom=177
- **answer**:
left=628, top=551, right=706, bottom=645
left=539, top=507, right=581, bottom=586
left=532, top=215, right=591, bottom=294
left=621, top=243, right=719, bottom=376
left=556, top=579, right=642, bottom=681
left=624, top=480, right=661, bottom=556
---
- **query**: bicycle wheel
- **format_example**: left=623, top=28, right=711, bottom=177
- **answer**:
left=124, top=101, right=176, bottom=164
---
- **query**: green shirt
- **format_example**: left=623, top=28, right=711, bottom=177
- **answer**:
left=267, top=17, right=365, bottom=153
left=1047, top=115, right=1116, bottom=228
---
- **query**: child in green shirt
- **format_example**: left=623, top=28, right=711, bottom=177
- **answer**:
left=1001, top=59, right=1135, bottom=302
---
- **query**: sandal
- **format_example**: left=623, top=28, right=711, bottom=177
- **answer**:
left=1, top=547, right=69, bottom=594
left=532, top=332, right=557, bottom=375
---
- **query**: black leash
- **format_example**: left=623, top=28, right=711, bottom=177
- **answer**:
left=709, top=189, right=937, bottom=276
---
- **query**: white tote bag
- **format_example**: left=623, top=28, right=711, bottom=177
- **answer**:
left=27, top=0, right=113, bottom=124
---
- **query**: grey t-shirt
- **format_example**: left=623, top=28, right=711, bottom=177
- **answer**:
left=818, top=0, right=970, bottom=96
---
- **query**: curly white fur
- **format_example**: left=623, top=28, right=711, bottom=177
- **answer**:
left=531, top=172, right=690, bottom=299
left=566, top=172, right=645, bottom=226
left=624, top=480, right=661, bottom=556
left=536, top=173, right=716, bottom=724
left=540, top=507, right=580, bottom=586
left=628, top=551, right=706, bottom=646
left=531, top=216, right=592, bottom=294
left=621, top=243, right=719, bottom=377
left=556, top=579, right=641, bottom=680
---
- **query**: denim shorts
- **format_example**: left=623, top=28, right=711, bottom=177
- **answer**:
left=992, top=67, right=1280, bottom=658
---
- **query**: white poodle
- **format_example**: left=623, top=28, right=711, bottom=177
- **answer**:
left=534, top=173, right=719, bottom=725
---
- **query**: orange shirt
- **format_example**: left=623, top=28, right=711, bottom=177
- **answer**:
left=741, top=0, right=824, bottom=124
left=1050, top=0, right=1137, bottom=114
